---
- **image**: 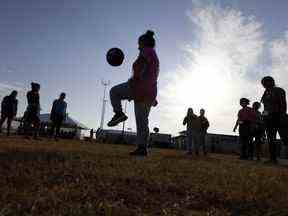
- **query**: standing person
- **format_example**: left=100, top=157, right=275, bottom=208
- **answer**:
left=0, top=90, right=18, bottom=136
left=183, top=108, right=200, bottom=155
left=198, top=108, right=210, bottom=155
left=50, top=93, right=67, bottom=140
left=107, top=30, right=159, bottom=156
left=251, top=102, right=265, bottom=161
left=23, top=82, right=41, bottom=139
left=90, top=129, right=94, bottom=141
left=261, top=76, right=288, bottom=164
left=233, top=98, right=256, bottom=160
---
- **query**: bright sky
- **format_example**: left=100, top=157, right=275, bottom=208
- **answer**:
left=1, top=0, right=288, bottom=135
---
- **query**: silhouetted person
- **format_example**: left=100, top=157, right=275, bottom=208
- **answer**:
left=23, top=82, right=41, bottom=139
left=252, top=102, right=265, bottom=161
left=261, top=76, right=288, bottom=164
left=198, top=108, right=210, bottom=155
left=90, top=129, right=94, bottom=141
left=233, top=98, right=256, bottom=160
left=108, top=30, right=159, bottom=156
left=50, top=93, right=67, bottom=140
left=0, top=90, right=18, bottom=136
left=183, top=108, right=200, bottom=155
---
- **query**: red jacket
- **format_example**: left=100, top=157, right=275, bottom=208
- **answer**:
left=131, top=47, right=159, bottom=104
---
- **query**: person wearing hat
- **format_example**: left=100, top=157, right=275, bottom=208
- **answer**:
left=23, top=82, right=41, bottom=139
left=261, top=76, right=287, bottom=163
left=0, top=90, right=18, bottom=136
left=233, top=98, right=256, bottom=160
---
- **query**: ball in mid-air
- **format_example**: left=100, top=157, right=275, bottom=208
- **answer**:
left=106, top=48, right=124, bottom=67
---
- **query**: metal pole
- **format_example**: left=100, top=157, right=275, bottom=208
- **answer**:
left=100, top=80, right=110, bottom=129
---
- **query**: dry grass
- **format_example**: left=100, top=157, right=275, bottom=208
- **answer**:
left=0, top=136, right=288, bottom=215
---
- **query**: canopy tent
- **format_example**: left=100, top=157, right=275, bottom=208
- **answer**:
left=38, top=114, right=89, bottom=130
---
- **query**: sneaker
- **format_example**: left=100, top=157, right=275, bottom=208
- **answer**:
left=186, top=151, right=193, bottom=155
left=107, top=112, right=128, bottom=127
left=129, top=147, right=147, bottom=156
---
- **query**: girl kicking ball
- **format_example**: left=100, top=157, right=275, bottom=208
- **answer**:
left=108, top=30, right=159, bottom=156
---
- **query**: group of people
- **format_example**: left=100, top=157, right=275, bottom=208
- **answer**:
left=233, top=76, right=288, bottom=163
left=183, top=108, right=210, bottom=155
left=0, top=82, right=68, bottom=140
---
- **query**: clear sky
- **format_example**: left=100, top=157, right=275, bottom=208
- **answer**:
left=1, top=0, right=288, bottom=135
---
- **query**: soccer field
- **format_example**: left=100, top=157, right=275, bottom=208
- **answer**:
left=0, top=136, right=287, bottom=215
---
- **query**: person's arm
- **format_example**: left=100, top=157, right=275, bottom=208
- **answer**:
left=279, top=89, right=287, bottom=114
left=50, top=100, right=56, bottom=120
left=13, top=100, right=18, bottom=117
left=63, top=103, right=67, bottom=120
left=233, top=120, right=239, bottom=132
left=183, top=117, right=187, bottom=126
left=1, top=97, right=6, bottom=111
left=205, top=118, right=210, bottom=131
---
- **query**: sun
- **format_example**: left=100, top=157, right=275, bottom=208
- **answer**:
left=171, top=52, right=230, bottom=114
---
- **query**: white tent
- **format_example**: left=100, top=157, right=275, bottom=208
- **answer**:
left=39, top=113, right=89, bottom=130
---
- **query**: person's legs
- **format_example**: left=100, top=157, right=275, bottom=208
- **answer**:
left=187, top=129, right=193, bottom=153
left=199, top=132, right=207, bottom=155
left=247, top=135, right=254, bottom=160
left=55, top=117, right=63, bottom=138
left=134, top=102, right=151, bottom=149
left=108, top=82, right=132, bottom=127
left=0, top=114, right=7, bottom=134
left=110, top=82, right=132, bottom=113
left=6, top=117, right=12, bottom=136
left=265, top=115, right=278, bottom=162
left=255, top=135, right=262, bottom=161
left=193, top=132, right=200, bottom=155
left=32, top=116, right=40, bottom=139
left=240, top=135, right=248, bottom=159
left=239, top=125, right=248, bottom=159
left=50, top=118, right=56, bottom=137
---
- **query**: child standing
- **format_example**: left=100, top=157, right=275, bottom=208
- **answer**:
left=252, top=102, right=265, bottom=161
left=233, top=98, right=256, bottom=160
left=183, top=108, right=201, bottom=155
left=0, top=90, right=18, bottom=136
left=23, top=82, right=41, bottom=139
left=108, top=30, right=159, bottom=156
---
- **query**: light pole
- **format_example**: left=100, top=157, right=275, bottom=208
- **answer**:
left=100, top=80, right=110, bottom=129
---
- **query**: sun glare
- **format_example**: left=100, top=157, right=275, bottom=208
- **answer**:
left=172, top=52, right=230, bottom=115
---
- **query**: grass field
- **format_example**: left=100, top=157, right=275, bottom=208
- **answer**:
left=0, top=136, right=288, bottom=215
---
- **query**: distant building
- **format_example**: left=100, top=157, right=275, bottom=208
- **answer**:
left=96, top=129, right=172, bottom=148
left=172, top=131, right=239, bottom=154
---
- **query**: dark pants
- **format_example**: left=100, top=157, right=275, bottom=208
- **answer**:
left=239, top=123, right=253, bottom=159
left=252, top=127, right=264, bottom=160
left=254, top=135, right=262, bottom=160
left=110, top=82, right=151, bottom=149
left=23, top=107, right=40, bottom=137
left=0, top=113, right=13, bottom=136
left=199, top=131, right=207, bottom=154
left=51, top=114, right=64, bottom=138
left=264, top=113, right=288, bottom=161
